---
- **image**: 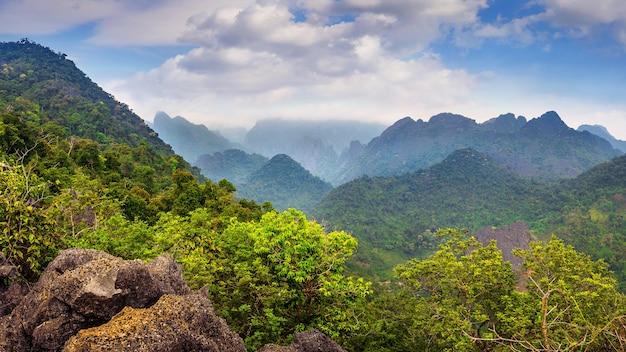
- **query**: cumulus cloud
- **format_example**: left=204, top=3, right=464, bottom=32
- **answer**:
left=103, top=0, right=488, bottom=127
left=4, top=0, right=625, bottom=134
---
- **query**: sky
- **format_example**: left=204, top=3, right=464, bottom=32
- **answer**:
left=1, top=0, right=625, bottom=140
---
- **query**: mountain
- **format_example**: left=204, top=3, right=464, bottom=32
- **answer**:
left=313, top=148, right=552, bottom=278
left=578, top=124, right=626, bottom=153
left=549, top=153, right=626, bottom=288
left=0, top=40, right=199, bottom=187
left=237, top=154, right=333, bottom=213
left=335, top=111, right=620, bottom=183
left=243, top=118, right=386, bottom=182
left=314, top=146, right=626, bottom=281
left=481, top=113, right=527, bottom=132
left=0, top=40, right=173, bottom=155
left=195, top=149, right=267, bottom=184
left=149, top=111, right=234, bottom=164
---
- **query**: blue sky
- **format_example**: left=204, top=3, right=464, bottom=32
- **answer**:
left=1, top=0, right=625, bottom=139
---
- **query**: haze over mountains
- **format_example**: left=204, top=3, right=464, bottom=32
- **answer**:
left=152, top=108, right=624, bottom=213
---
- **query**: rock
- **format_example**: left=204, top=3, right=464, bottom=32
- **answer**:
left=0, top=248, right=347, bottom=352
left=0, top=248, right=190, bottom=351
left=63, top=291, right=246, bottom=352
left=257, top=330, right=347, bottom=352
left=0, top=252, right=17, bottom=280
left=473, top=220, right=532, bottom=270
left=0, top=252, right=28, bottom=318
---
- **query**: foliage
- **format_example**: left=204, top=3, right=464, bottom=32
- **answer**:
left=314, top=148, right=555, bottom=279
left=389, top=231, right=626, bottom=351
left=394, top=229, right=516, bottom=351
left=73, top=208, right=370, bottom=350
left=237, top=154, right=333, bottom=214
left=0, top=160, right=63, bottom=281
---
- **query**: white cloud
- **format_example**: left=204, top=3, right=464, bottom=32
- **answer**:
left=540, top=0, right=626, bottom=27
left=103, top=0, right=489, bottom=128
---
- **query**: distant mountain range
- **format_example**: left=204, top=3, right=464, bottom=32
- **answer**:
left=578, top=124, right=626, bottom=153
left=333, top=111, right=621, bottom=183
left=148, top=111, right=235, bottom=164
left=153, top=110, right=624, bottom=213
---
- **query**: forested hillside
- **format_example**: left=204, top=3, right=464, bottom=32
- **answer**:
left=236, top=154, right=333, bottom=213
left=0, top=40, right=369, bottom=350
left=314, top=149, right=626, bottom=284
left=3, top=40, right=626, bottom=352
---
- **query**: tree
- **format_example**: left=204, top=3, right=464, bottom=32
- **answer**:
left=393, top=230, right=626, bottom=351
left=394, top=229, right=515, bottom=351
left=0, top=160, right=62, bottom=281
left=492, top=237, right=626, bottom=351
left=190, top=209, right=371, bottom=350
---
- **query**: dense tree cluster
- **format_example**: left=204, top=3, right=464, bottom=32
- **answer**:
left=3, top=40, right=626, bottom=351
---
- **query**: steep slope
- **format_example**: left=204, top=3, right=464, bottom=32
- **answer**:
left=335, top=111, right=621, bottom=183
left=150, top=111, right=234, bottom=164
left=578, top=124, right=626, bottom=153
left=0, top=40, right=203, bottom=222
left=0, top=40, right=172, bottom=154
left=548, top=154, right=626, bottom=288
left=237, top=154, right=333, bottom=213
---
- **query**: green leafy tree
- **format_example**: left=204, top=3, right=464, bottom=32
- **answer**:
left=491, top=237, right=626, bottom=351
left=205, top=209, right=371, bottom=349
left=74, top=208, right=370, bottom=350
left=0, top=160, right=62, bottom=280
left=394, top=229, right=516, bottom=351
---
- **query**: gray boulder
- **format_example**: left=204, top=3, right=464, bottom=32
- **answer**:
left=0, top=248, right=190, bottom=351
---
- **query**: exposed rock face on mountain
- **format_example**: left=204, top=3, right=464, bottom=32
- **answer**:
left=473, top=221, right=532, bottom=270
left=0, top=249, right=343, bottom=352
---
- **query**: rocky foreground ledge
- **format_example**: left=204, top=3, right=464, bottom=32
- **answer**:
left=0, top=249, right=346, bottom=352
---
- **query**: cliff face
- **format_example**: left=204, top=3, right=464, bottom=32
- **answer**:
left=0, top=249, right=345, bottom=352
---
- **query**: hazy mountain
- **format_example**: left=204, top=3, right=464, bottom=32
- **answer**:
left=149, top=111, right=234, bottom=164
left=481, top=113, right=527, bottom=132
left=217, top=126, right=248, bottom=145
left=195, top=149, right=267, bottom=184
left=577, top=124, right=626, bottom=153
left=237, top=154, right=333, bottom=213
left=243, top=118, right=386, bottom=182
left=335, top=111, right=620, bottom=183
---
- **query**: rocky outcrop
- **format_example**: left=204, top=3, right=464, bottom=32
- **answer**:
left=473, top=220, right=532, bottom=270
left=0, top=252, right=29, bottom=317
left=257, top=330, right=347, bottom=352
left=0, top=248, right=194, bottom=351
left=63, top=290, right=245, bottom=352
left=0, top=248, right=344, bottom=352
